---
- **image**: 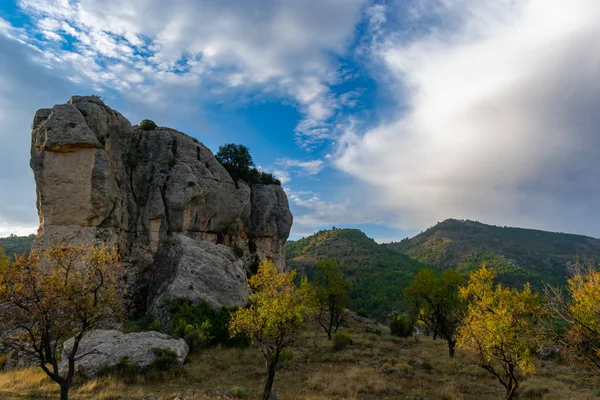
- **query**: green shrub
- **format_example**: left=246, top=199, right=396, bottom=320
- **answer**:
left=168, top=300, right=250, bottom=351
left=168, top=157, right=177, bottom=167
left=390, top=314, right=414, bottom=337
left=124, top=315, right=161, bottom=333
left=231, top=386, right=247, bottom=398
left=232, top=244, right=244, bottom=258
left=99, top=356, right=141, bottom=381
left=150, top=348, right=178, bottom=371
left=140, top=119, right=157, bottom=130
left=363, top=340, right=373, bottom=348
left=332, top=332, right=353, bottom=352
left=357, top=308, right=369, bottom=318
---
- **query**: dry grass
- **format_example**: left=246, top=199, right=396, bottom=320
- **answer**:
left=0, top=327, right=599, bottom=399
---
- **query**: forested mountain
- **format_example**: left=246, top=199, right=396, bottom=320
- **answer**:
left=0, top=234, right=35, bottom=259
left=286, top=228, right=426, bottom=320
left=386, top=218, right=600, bottom=288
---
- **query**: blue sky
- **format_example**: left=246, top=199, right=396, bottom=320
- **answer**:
left=1, top=0, right=600, bottom=241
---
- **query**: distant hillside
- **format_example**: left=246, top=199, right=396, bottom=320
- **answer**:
left=286, top=228, right=426, bottom=320
left=0, top=234, right=35, bottom=259
left=386, top=219, right=600, bottom=288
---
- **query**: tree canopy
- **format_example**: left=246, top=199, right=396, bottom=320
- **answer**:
left=313, top=259, right=351, bottom=339
left=215, top=143, right=280, bottom=185
left=0, top=245, right=124, bottom=400
left=457, top=266, right=542, bottom=400
left=229, top=259, right=315, bottom=400
left=404, top=268, right=465, bottom=357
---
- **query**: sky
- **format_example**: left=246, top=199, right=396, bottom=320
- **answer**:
left=0, top=0, right=599, bottom=241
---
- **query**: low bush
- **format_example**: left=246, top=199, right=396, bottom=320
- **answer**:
left=332, top=332, right=353, bottom=352
left=357, top=308, right=369, bottom=318
left=390, top=314, right=414, bottom=337
left=168, top=300, right=250, bottom=351
left=99, top=356, right=141, bottom=381
left=140, top=119, right=157, bottom=130
left=150, top=348, right=178, bottom=371
left=232, top=244, right=244, bottom=258
left=231, top=386, right=247, bottom=398
left=124, top=315, right=161, bottom=333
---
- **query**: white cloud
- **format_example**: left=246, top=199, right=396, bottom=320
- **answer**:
left=13, top=0, right=367, bottom=149
left=336, top=0, right=600, bottom=236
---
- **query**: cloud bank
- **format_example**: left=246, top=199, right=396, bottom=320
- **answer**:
left=336, top=0, right=600, bottom=237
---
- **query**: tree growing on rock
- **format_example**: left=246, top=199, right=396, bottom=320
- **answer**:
left=457, top=266, right=542, bottom=400
left=404, top=268, right=465, bottom=356
left=545, top=259, right=600, bottom=370
left=215, top=143, right=281, bottom=185
left=314, top=259, right=351, bottom=340
left=0, top=245, right=124, bottom=400
left=229, top=259, right=315, bottom=400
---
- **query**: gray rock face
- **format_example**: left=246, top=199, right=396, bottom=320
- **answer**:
left=147, top=236, right=250, bottom=325
left=30, top=96, right=293, bottom=315
left=59, top=330, right=188, bottom=377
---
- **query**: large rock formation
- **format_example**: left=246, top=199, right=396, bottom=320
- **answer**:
left=30, top=96, right=292, bottom=318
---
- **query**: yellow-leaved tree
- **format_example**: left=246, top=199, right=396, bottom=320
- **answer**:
left=457, top=266, right=542, bottom=400
left=229, top=259, right=315, bottom=400
left=545, top=259, right=600, bottom=370
left=0, top=245, right=124, bottom=400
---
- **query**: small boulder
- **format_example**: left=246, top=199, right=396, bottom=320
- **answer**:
left=59, top=330, right=188, bottom=377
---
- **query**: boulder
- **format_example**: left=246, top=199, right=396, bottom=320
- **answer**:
left=59, top=330, right=188, bottom=377
left=147, top=235, right=250, bottom=324
left=30, top=96, right=293, bottom=315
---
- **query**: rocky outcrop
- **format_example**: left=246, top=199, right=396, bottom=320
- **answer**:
left=147, top=236, right=250, bottom=325
left=30, top=96, right=292, bottom=316
left=59, top=330, right=188, bottom=377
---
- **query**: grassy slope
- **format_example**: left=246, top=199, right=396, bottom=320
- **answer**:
left=286, top=228, right=426, bottom=320
left=0, top=234, right=35, bottom=259
left=1, top=323, right=597, bottom=400
left=386, top=219, right=600, bottom=288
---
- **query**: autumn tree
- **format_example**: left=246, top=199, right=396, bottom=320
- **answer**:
left=229, top=260, right=315, bottom=400
left=545, top=259, right=600, bottom=370
left=0, top=245, right=124, bottom=400
left=314, top=259, right=350, bottom=340
left=404, top=268, right=465, bottom=357
left=457, top=266, right=542, bottom=400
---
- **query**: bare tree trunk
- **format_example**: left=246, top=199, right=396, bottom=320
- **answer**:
left=263, top=350, right=280, bottom=400
left=447, top=339, right=456, bottom=358
left=60, top=382, right=69, bottom=400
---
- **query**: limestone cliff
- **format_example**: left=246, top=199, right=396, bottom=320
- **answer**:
left=30, top=95, right=292, bottom=318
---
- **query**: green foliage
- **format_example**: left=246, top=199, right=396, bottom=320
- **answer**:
left=390, top=314, right=414, bottom=337
left=168, top=157, right=177, bottom=167
left=357, top=308, right=369, bottom=318
left=232, top=244, right=244, bottom=258
left=231, top=386, right=247, bottom=398
left=313, top=259, right=351, bottom=339
left=150, top=348, right=178, bottom=371
left=0, top=235, right=35, bottom=260
left=168, top=299, right=249, bottom=351
left=124, top=315, right=161, bottom=333
left=287, top=228, right=426, bottom=321
left=215, top=143, right=281, bottom=185
left=387, top=218, right=600, bottom=289
left=404, top=269, right=465, bottom=356
left=332, top=331, right=353, bottom=351
left=99, top=356, right=141, bottom=380
left=139, top=119, right=157, bottom=130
